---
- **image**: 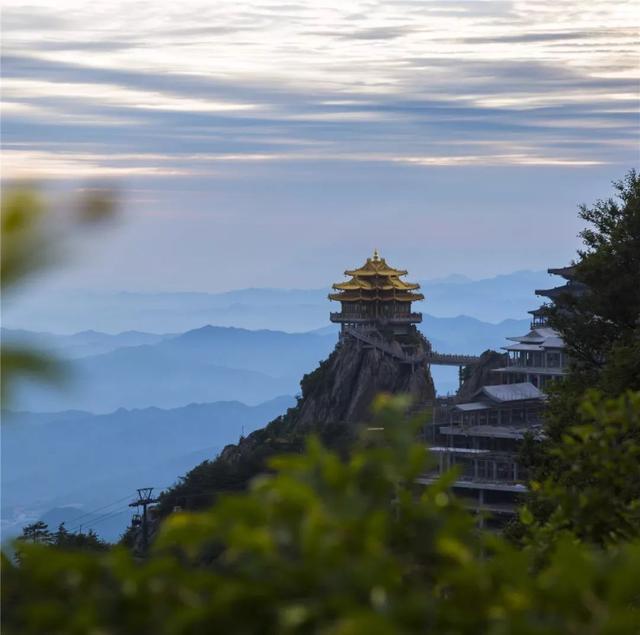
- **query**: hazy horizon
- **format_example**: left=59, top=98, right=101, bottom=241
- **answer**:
left=3, top=1, right=638, bottom=293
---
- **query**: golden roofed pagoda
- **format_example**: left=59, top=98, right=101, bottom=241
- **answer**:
left=329, top=250, right=424, bottom=335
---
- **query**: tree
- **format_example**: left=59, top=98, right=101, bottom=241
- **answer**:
left=546, top=169, right=640, bottom=394
left=520, top=391, right=640, bottom=552
left=512, top=170, right=640, bottom=546
left=1, top=187, right=116, bottom=406
left=52, top=523, right=109, bottom=552
left=53, top=523, right=71, bottom=547
left=19, top=521, right=53, bottom=545
left=3, top=397, right=640, bottom=634
left=3, top=181, right=640, bottom=633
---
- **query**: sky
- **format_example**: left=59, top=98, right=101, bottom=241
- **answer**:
left=2, top=0, right=639, bottom=292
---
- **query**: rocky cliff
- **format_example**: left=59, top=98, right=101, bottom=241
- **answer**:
left=295, top=333, right=435, bottom=427
left=456, top=349, right=508, bottom=403
left=155, top=330, right=436, bottom=520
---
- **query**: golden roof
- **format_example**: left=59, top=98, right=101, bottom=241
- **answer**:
left=332, top=278, right=420, bottom=292
left=344, top=250, right=408, bottom=277
left=330, top=250, right=423, bottom=302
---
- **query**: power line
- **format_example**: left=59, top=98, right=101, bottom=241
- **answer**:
left=59, top=492, right=137, bottom=529
left=59, top=485, right=221, bottom=536
left=67, top=505, right=132, bottom=534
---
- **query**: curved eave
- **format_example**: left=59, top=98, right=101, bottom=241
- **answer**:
left=328, top=292, right=425, bottom=302
left=332, top=280, right=421, bottom=291
left=345, top=268, right=408, bottom=277
left=547, top=265, right=576, bottom=280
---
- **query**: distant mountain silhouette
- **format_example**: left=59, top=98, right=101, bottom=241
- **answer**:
left=8, top=316, right=530, bottom=412
left=9, top=326, right=336, bottom=413
left=420, top=315, right=530, bottom=354
left=2, top=396, right=294, bottom=543
left=1, top=271, right=547, bottom=543
left=3, top=270, right=553, bottom=332
left=1, top=328, right=173, bottom=358
left=419, top=270, right=553, bottom=322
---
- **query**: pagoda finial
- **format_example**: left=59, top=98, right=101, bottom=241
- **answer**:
left=373, top=248, right=380, bottom=262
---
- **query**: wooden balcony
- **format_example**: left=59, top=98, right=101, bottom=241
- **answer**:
left=329, top=312, right=422, bottom=324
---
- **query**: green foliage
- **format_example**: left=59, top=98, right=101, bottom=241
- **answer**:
left=1, top=189, right=48, bottom=292
left=4, top=180, right=640, bottom=632
left=4, top=397, right=640, bottom=634
left=515, top=170, right=640, bottom=544
left=299, top=349, right=338, bottom=399
left=156, top=413, right=353, bottom=517
left=15, top=522, right=110, bottom=562
left=459, top=364, right=473, bottom=383
left=523, top=391, right=640, bottom=551
left=1, top=189, right=60, bottom=403
left=1, top=186, right=116, bottom=406
left=51, top=523, right=110, bottom=552
left=18, top=521, right=53, bottom=546
left=547, top=169, right=640, bottom=393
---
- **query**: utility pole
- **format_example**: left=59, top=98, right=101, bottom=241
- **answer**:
left=128, top=487, right=158, bottom=554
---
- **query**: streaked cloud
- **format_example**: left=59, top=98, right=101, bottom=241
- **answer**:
left=0, top=0, right=638, bottom=294
left=2, top=0, right=637, bottom=181
left=4, top=78, right=259, bottom=114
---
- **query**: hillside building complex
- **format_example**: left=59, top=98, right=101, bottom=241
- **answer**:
left=491, top=327, right=567, bottom=389
left=422, top=265, right=580, bottom=527
left=325, top=255, right=576, bottom=527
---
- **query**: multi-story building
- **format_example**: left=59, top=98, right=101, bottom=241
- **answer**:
left=491, top=326, right=566, bottom=389
left=329, top=249, right=424, bottom=339
left=421, top=383, right=544, bottom=527
left=421, top=265, right=582, bottom=525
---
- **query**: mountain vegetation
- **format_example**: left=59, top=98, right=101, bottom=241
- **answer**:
left=16, top=521, right=108, bottom=553
left=154, top=332, right=434, bottom=519
left=4, top=395, right=640, bottom=633
left=512, top=170, right=640, bottom=545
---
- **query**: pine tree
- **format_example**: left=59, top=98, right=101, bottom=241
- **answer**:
left=513, top=170, right=640, bottom=546
left=19, top=521, right=52, bottom=545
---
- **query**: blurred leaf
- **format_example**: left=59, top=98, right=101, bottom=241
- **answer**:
left=1, top=187, right=48, bottom=291
left=1, top=345, right=63, bottom=407
left=75, top=188, right=118, bottom=224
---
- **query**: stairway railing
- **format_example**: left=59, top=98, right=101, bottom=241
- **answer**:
left=343, top=326, right=481, bottom=367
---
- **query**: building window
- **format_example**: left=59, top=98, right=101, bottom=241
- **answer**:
left=547, top=352, right=560, bottom=367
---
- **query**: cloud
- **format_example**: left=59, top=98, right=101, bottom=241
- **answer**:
left=1, top=0, right=638, bottom=181
left=306, top=25, right=416, bottom=41
left=462, top=28, right=634, bottom=45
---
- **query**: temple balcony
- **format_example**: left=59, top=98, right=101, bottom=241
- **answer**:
left=530, top=315, right=547, bottom=328
left=329, top=312, right=422, bottom=324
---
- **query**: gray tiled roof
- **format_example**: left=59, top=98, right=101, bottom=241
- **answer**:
left=473, top=382, right=544, bottom=403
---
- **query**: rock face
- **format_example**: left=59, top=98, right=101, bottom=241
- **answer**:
left=295, top=333, right=436, bottom=427
left=153, top=329, right=436, bottom=527
left=456, top=349, right=508, bottom=403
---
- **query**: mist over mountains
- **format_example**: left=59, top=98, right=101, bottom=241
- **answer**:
left=6, top=327, right=335, bottom=413
left=2, top=397, right=294, bottom=543
left=4, top=270, right=545, bottom=412
left=4, top=313, right=529, bottom=414
left=2, top=270, right=543, bottom=541
left=3, top=270, right=552, bottom=333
